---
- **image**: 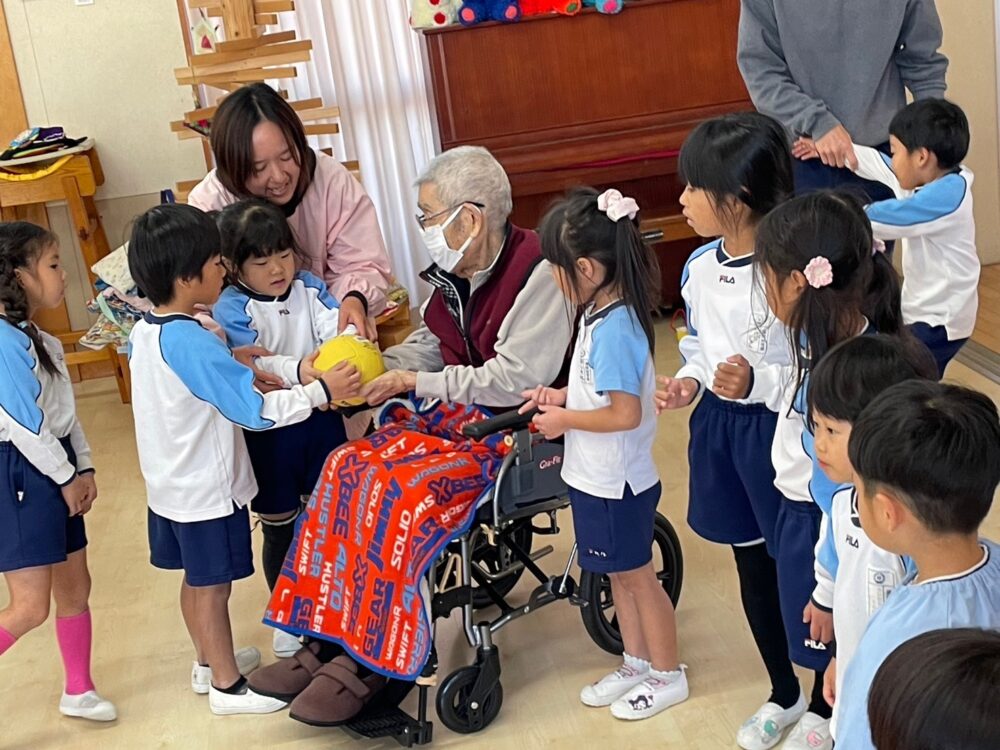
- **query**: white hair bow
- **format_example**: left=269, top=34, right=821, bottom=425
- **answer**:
left=597, top=188, right=640, bottom=222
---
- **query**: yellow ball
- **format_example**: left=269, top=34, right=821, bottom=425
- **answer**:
left=314, top=332, right=386, bottom=407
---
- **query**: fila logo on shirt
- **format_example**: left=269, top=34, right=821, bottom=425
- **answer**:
left=718, top=274, right=735, bottom=285
left=278, top=308, right=291, bottom=316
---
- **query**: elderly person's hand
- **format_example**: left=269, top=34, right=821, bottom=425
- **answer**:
left=363, top=369, right=418, bottom=406
left=798, top=125, right=858, bottom=170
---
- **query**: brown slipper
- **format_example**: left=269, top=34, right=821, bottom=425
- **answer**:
left=289, top=656, right=388, bottom=727
left=246, top=641, right=324, bottom=701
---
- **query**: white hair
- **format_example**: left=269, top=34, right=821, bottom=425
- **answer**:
left=416, top=146, right=513, bottom=231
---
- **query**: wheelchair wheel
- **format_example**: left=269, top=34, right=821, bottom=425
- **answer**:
left=578, top=512, right=684, bottom=655
left=470, top=520, right=534, bottom=609
left=436, top=665, right=504, bottom=734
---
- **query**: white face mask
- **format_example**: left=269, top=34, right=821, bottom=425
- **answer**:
left=419, top=205, right=476, bottom=273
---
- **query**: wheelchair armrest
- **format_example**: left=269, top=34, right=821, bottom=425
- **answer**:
left=462, top=406, right=538, bottom=440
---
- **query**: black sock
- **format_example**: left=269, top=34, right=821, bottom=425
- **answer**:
left=215, top=675, right=248, bottom=695
left=261, top=517, right=297, bottom=591
left=809, top=669, right=832, bottom=719
left=310, top=637, right=345, bottom=663
left=732, top=543, right=801, bottom=709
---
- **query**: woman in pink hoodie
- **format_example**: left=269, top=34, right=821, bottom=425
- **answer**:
left=188, top=83, right=393, bottom=338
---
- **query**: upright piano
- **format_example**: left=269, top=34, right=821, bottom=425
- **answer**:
left=421, top=0, right=752, bottom=307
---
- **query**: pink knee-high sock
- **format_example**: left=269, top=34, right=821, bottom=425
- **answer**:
left=0, top=626, right=16, bottom=656
left=55, top=610, right=95, bottom=695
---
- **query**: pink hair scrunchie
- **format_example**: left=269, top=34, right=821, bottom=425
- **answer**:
left=804, top=256, right=834, bottom=289
left=597, top=188, right=640, bottom=222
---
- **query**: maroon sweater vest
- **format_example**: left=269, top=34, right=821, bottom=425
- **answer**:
left=422, top=225, right=542, bottom=368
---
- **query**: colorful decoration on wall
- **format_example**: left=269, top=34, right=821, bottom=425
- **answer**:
left=410, top=0, right=628, bottom=29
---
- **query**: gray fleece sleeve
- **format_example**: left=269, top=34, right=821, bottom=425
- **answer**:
left=737, top=0, right=841, bottom=139
left=414, top=261, right=574, bottom=408
left=381, top=313, right=447, bottom=374
left=896, top=0, right=948, bottom=100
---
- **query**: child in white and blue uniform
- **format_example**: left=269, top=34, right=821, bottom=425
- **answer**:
left=835, top=381, right=1000, bottom=750
left=805, top=334, right=937, bottom=736
left=127, top=204, right=357, bottom=716
left=0, top=222, right=116, bottom=722
left=655, top=113, right=799, bottom=750
left=212, top=201, right=353, bottom=659
left=749, top=190, right=906, bottom=750
left=849, top=99, right=978, bottom=376
left=522, top=187, right=687, bottom=722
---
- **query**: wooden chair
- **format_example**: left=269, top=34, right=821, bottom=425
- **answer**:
left=56, top=332, right=131, bottom=404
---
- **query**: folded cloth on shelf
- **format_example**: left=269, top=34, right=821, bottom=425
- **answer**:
left=264, top=400, right=507, bottom=679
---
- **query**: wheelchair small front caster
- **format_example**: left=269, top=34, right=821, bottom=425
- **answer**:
left=436, top=634, right=503, bottom=734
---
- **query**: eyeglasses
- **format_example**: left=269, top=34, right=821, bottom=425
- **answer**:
left=415, top=201, right=484, bottom=231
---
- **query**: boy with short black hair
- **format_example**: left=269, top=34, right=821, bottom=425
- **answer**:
left=851, top=99, right=978, bottom=375
left=834, top=380, right=1000, bottom=750
left=805, top=335, right=936, bottom=737
left=127, top=203, right=356, bottom=715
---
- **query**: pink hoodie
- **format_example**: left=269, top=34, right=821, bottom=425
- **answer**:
left=188, top=151, right=393, bottom=314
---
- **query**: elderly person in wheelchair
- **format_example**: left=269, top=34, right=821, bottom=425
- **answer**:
left=246, top=146, right=682, bottom=742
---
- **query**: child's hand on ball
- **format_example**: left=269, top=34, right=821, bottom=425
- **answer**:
left=299, top=350, right=322, bottom=385
left=321, top=361, right=362, bottom=403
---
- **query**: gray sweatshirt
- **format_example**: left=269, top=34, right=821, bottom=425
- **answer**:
left=737, top=0, right=948, bottom=146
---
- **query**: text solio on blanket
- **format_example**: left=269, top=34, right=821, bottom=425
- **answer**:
left=265, top=402, right=509, bottom=679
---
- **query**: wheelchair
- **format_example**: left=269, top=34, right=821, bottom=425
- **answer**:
left=345, top=406, right=684, bottom=746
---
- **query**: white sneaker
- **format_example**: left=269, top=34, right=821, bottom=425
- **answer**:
left=782, top=712, right=833, bottom=750
left=610, top=667, right=689, bottom=720
left=191, top=647, right=262, bottom=694
left=272, top=628, right=302, bottom=658
left=59, top=690, right=117, bottom=722
left=208, top=683, right=288, bottom=715
left=737, top=692, right=807, bottom=750
left=580, top=655, right=650, bottom=707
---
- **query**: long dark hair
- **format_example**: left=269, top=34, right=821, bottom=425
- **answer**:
left=538, top=187, right=660, bottom=353
left=210, top=83, right=316, bottom=201
left=869, top=628, right=1000, bottom=750
left=755, top=190, right=902, bottom=392
left=0, top=222, right=61, bottom=375
left=216, top=200, right=308, bottom=285
left=678, top=111, right=793, bottom=228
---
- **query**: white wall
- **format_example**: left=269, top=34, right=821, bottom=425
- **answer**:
left=2, top=0, right=206, bottom=199
left=939, top=0, right=1000, bottom=265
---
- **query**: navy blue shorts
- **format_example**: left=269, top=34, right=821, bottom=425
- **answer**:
left=244, top=408, right=347, bottom=515
left=0, top=438, right=87, bottom=573
left=774, top=498, right=831, bottom=671
left=909, top=322, right=967, bottom=378
left=687, top=392, right=784, bottom=556
left=569, top=482, right=661, bottom=573
left=148, top=504, right=254, bottom=586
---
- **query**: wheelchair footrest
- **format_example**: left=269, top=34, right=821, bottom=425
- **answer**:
left=344, top=706, right=433, bottom=747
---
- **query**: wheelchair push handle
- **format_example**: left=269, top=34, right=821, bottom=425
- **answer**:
left=462, top=405, right=538, bottom=440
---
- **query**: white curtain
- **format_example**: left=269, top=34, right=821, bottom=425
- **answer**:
left=274, top=0, right=438, bottom=303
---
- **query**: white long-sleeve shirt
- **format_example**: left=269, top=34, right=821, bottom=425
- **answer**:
left=128, top=312, right=330, bottom=523
left=675, top=239, right=791, bottom=402
left=854, top=145, right=979, bottom=340
left=0, top=322, right=93, bottom=485
left=819, top=486, right=907, bottom=737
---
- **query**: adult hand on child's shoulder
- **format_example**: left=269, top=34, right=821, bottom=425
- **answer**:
left=654, top=376, right=698, bottom=413
left=813, top=125, right=858, bottom=170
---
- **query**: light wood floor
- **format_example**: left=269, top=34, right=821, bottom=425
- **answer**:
left=2, top=321, right=998, bottom=750
left=972, top=263, right=1000, bottom=354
